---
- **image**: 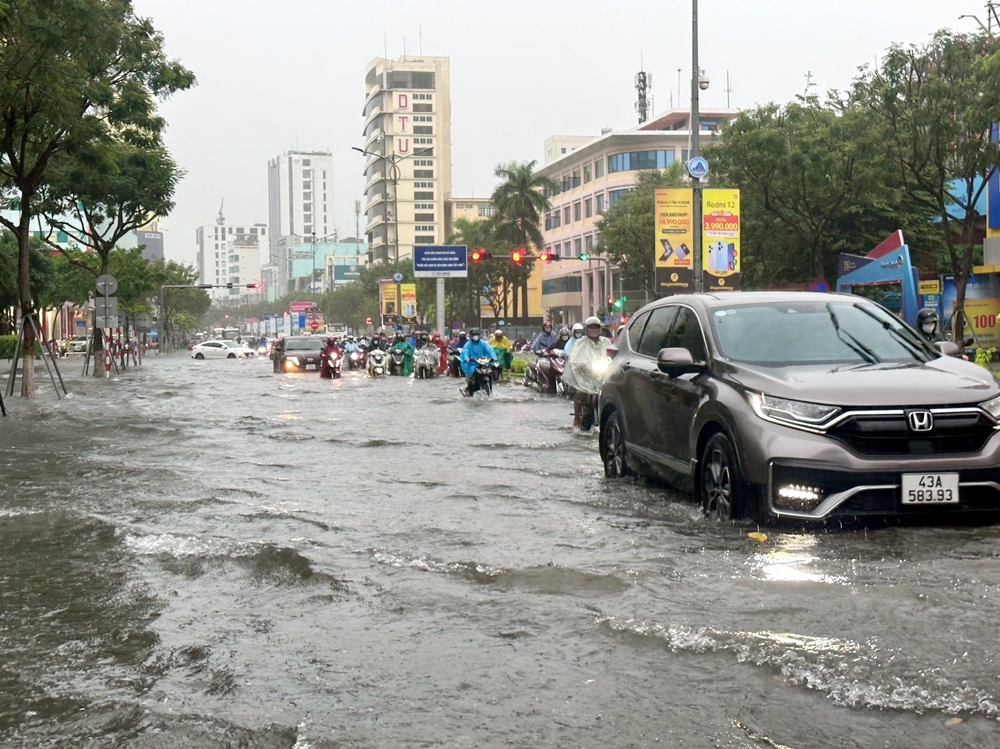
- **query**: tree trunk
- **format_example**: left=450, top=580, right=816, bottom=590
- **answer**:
left=17, top=208, right=34, bottom=398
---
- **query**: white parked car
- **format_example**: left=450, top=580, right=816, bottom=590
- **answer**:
left=190, top=340, right=255, bottom=360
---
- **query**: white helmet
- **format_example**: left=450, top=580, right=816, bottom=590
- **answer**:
left=585, top=316, right=601, bottom=327
left=572, top=323, right=584, bottom=332
left=494, top=329, right=503, bottom=337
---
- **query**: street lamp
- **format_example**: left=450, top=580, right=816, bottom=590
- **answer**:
left=288, top=231, right=338, bottom=293
left=690, top=0, right=709, bottom=293
left=352, top=143, right=433, bottom=329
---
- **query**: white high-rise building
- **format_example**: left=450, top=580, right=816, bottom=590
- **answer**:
left=267, top=150, right=335, bottom=295
left=362, top=55, right=452, bottom=266
left=196, top=220, right=268, bottom=302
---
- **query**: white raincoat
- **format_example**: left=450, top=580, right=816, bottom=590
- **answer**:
left=562, top=335, right=611, bottom=395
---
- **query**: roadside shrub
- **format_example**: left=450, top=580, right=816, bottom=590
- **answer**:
left=510, top=354, right=529, bottom=376
left=0, top=335, right=17, bottom=360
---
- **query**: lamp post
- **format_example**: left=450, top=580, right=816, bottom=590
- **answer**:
left=288, top=232, right=338, bottom=293
left=352, top=144, right=433, bottom=330
left=690, top=0, right=709, bottom=293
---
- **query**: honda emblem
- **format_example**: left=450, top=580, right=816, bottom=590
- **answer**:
left=907, top=411, right=933, bottom=432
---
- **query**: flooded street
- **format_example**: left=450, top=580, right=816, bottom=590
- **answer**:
left=3, top=353, right=1000, bottom=747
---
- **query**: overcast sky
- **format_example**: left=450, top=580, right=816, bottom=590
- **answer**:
left=132, top=0, right=973, bottom=268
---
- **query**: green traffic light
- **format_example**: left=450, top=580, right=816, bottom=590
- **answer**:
left=579, top=253, right=589, bottom=261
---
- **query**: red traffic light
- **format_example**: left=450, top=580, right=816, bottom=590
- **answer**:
left=607, top=296, right=614, bottom=306
left=537, top=251, right=554, bottom=262
left=510, top=250, right=524, bottom=264
left=470, top=248, right=491, bottom=262
left=366, top=316, right=373, bottom=324
left=245, top=281, right=262, bottom=289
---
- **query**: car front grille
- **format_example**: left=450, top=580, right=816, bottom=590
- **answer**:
left=827, top=410, right=995, bottom=456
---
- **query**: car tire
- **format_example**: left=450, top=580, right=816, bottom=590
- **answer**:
left=195, top=353, right=205, bottom=360
left=227, top=353, right=236, bottom=359
left=699, top=433, right=742, bottom=521
left=601, top=410, right=632, bottom=479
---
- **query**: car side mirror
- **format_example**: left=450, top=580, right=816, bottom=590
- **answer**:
left=935, top=340, right=963, bottom=357
left=656, top=347, right=698, bottom=376
left=963, top=336, right=975, bottom=347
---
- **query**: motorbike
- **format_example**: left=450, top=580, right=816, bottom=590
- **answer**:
left=447, top=349, right=462, bottom=377
left=469, top=356, right=498, bottom=397
left=524, top=349, right=566, bottom=395
left=346, top=349, right=366, bottom=371
left=323, top=349, right=342, bottom=379
left=367, top=348, right=388, bottom=377
left=414, top=345, right=439, bottom=379
left=388, top=348, right=407, bottom=376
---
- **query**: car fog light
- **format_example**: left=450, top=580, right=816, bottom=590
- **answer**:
left=774, top=484, right=824, bottom=512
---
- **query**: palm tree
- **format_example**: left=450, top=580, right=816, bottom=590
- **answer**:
left=490, top=160, right=555, bottom=248
left=490, top=161, right=556, bottom=319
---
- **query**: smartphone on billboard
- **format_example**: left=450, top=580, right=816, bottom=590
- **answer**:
left=658, top=238, right=674, bottom=262
left=674, top=243, right=689, bottom=261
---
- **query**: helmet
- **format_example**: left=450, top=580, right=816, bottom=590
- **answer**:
left=542, top=321, right=553, bottom=331
left=558, top=326, right=571, bottom=340
left=494, top=329, right=503, bottom=338
left=432, top=332, right=441, bottom=340
left=469, top=327, right=481, bottom=339
left=917, top=307, right=938, bottom=326
left=572, top=322, right=584, bottom=338
left=458, top=330, right=467, bottom=338
left=327, top=337, right=336, bottom=345
left=585, top=316, right=602, bottom=328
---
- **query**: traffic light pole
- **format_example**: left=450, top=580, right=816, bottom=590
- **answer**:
left=576, top=256, right=611, bottom=319
left=158, top=282, right=258, bottom=353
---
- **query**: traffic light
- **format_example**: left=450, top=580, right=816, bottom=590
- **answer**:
left=537, top=251, right=554, bottom=262
left=470, top=248, right=491, bottom=262
left=579, top=253, right=590, bottom=261
left=613, top=296, right=626, bottom=310
left=245, top=281, right=261, bottom=289
left=510, top=249, right=525, bottom=264
left=607, top=296, right=614, bottom=307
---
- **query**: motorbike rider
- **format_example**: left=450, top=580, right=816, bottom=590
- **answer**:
left=530, top=321, right=558, bottom=354
left=460, top=327, right=498, bottom=396
left=916, top=307, right=946, bottom=344
left=490, top=329, right=513, bottom=377
left=555, top=326, right=572, bottom=352
left=512, top=334, right=529, bottom=352
left=431, top=331, right=449, bottom=374
left=449, top=331, right=468, bottom=377
left=563, top=317, right=612, bottom=431
left=319, top=336, right=341, bottom=379
left=562, top=322, right=585, bottom=359
left=390, top=332, right=415, bottom=376
left=342, top=335, right=362, bottom=369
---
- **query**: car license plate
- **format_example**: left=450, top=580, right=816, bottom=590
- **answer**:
left=901, top=473, right=959, bottom=504
left=305, top=364, right=316, bottom=370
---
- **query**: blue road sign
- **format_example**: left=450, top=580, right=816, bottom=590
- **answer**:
left=811, top=279, right=830, bottom=292
left=414, top=245, right=469, bottom=278
left=686, top=156, right=710, bottom=179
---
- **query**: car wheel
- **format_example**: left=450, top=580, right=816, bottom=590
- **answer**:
left=601, top=410, right=632, bottom=478
left=700, top=433, right=742, bottom=521
left=194, top=353, right=205, bottom=360
left=227, top=353, right=236, bottom=359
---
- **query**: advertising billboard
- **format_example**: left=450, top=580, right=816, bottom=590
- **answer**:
left=654, top=188, right=694, bottom=294
left=400, top=283, right=417, bottom=324
left=701, top=188, right=741, bottom=292
left=379, top=278, right=398, bottom=323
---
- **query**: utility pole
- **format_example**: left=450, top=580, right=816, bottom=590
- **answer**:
left=691, top=0, right=703, bottom=293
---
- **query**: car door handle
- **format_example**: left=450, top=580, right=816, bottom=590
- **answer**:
left=622, top=363, right=633, bottom=371
left=649, top=370, right=664, bottom=381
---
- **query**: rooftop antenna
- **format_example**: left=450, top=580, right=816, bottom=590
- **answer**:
left=635, top=53, right=651, bottom=124
left=989, top=2, right=1000, bottom=33
left=216, top=198, right=225, bottom=226
left=724, top=71, right=734, bottom=108
left=419, top=25, right=423, bottom=54
left=677, top=68, right=682, bottom=109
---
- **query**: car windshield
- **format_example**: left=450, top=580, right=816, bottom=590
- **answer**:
left=220, top=340, right=240, bottom=348
left=711, top=300, right=936, bottom=366
left=285, top=338, right=323, bottom=351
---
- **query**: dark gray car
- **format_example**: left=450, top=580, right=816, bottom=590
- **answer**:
left=598, top=291, right=1000, bottom=524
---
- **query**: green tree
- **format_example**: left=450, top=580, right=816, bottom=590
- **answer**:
left=0, top=0, right=194, bottom=395
left=851, top=30, right=1000, bottom=337
left=490, top=160, right=555, bottom=320
left=595, top=166, right=686, bottom=297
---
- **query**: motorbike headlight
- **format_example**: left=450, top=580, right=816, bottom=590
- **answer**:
left=747, top=392, right=841, bottom=430
left=590, top=358, right=610, bottom=375
left=979, top=394, right=1000, bottom=421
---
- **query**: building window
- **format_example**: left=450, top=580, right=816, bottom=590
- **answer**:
left=303, top=159, right=311, bottom=166
left=414, top=191, right=434, bottom=200
left=303, top=169, right=312, bottom=178
left=584, top=197, right=593, bottom=218
left=573, top=202, right=582, bottom=222
left=609, top=188, right=633, bottom=207
left=574, top=238, right=582, bottom=256
left=415, top=235, right=435, bottom=244
left=595, top=159, right=604, bottom=178
left=303, top=181, right=312, bottom=189
left=415, top=203, right=435, bottom=210
left=563, top=206, right=571, bottom=224
left=682, top=149, right=689, bottom=163
left=607, top=150, right=676, bottom=173
left=596, top=193, right=605, bottom=213
left=584, top=165, right=592, bottom=183
left=304, top=225, right=313, bottom=234
left=303, top=203, right=312, bottom=212
left=414, top=169, right=434, bottom=178
left=414, top=103, right=432, bottom=112
left=478, top=205, right=495, bottom=217
left=561, top=147, right=567, bottom=154
left=414, top=213, right=435, bottom=222
left=304, top=192, right=312, bottom=200
left=414, top=126, right=433, bottom=135
left=572, top=170, right=581, bottom=187
left=585, top=234, right=594, bottom=252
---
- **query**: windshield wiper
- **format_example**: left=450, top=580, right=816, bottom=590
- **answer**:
left=851, top=303, right=930, bottom=362
left=827, top=303, right=880, bottom=364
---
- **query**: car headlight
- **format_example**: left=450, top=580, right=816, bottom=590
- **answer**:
left=979, top=394, right=1000, bottom=420
left=748, top=391, right=841, bottom=430
left=288, top=357, right=301, bottom=366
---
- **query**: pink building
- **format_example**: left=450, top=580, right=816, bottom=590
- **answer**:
left=537, top=109, right=739, bottom=327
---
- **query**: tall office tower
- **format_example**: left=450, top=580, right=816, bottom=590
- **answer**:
left=361, top=55, right=452, bottom=266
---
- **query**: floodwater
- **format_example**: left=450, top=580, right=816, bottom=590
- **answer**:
left=2, top=353, right=1000, bottom=747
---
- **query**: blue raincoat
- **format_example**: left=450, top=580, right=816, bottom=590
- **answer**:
left=460, top=338, right=497, bottom=376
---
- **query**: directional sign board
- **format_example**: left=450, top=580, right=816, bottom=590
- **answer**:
left=94, top=296, right=118, bottom=328
left=134, top=313, right=151, bottom=330
left=96, top=274, right=118, bottom=296
left=413, top=245, right=468, bottom=278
